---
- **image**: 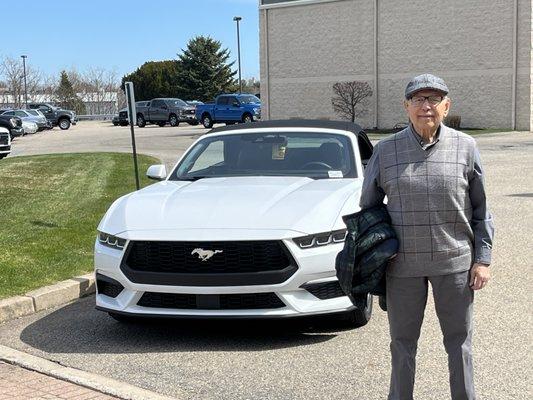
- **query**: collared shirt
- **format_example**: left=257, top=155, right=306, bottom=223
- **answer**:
left=410, top=124, right=441, bottom=151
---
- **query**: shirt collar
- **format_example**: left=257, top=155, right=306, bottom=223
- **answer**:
left=409, top=123, right=444, bottom=150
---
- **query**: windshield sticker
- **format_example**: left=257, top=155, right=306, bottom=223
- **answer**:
left=328, top=170, right=343, bottom=178
left=272, top=144, right=287, bottom=160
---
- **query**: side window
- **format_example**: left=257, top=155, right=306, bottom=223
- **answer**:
left=3, top=111, right=14, bottom=116
left=15, top=111, right=26, bottom=118
left=151, top=100, right=161, bottom=108
left=216, top=97, right=228, bottom=106
left=39, top=106, right=50, bottom=112
left=188, top=141, right=225, bottom=173
left=228, top=97, right=238, bottom=106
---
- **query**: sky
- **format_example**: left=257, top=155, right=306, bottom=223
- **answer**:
left=2, top=0, right=260, bottom=81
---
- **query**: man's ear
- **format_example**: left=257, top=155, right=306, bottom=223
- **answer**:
left=403, top=99, right=409, bottom=112
left=442, top=97, right=451, bottom=117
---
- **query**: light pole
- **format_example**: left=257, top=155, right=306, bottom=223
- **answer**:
left=233, top=16, right=242, bottom=93
left=21, top=55, right=28, bottom=108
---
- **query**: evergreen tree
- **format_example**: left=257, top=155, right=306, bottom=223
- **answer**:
left=55, top=70, right=85, bottom=113
left=176, top=36, right=237, bottom=102
left=121, top=60, right=180, bottom=101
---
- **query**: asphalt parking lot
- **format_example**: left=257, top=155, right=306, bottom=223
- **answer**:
left=2, top=122, right=532, bottom=399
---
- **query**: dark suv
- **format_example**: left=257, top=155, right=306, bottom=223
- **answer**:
left=135, top=98, right=197, bottom=127
left=28, top=103, right=77, bottom=130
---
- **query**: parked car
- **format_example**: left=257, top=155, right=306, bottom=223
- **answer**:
left=1, top=109, right=49, bottom=131
left=0, top=127, right=11, bottom=159
left=94, top=119, right=375, bottom=327
left=135, top=98, right=197, bottom=128
left=112, top=114, right=120, bottom=126
left=21, top=120, right=38, bottom=134
left=196, top=94, right=261, bottom=128
left=0, top=114, right=24, bottom=138
left=27, top=103, right=77, bottom=130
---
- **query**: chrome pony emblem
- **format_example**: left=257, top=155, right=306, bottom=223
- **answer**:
left=191, top=248, right=223, bottom=262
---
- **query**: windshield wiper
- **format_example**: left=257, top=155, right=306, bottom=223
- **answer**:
left=176, top=176, right=207, bottom=181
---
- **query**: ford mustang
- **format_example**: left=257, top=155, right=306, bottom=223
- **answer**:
left=94, top=120, right=374, bottom=326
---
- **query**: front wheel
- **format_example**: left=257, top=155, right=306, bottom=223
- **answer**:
left=338, top=293, right=373, bottom=328
left=202, top=114, right=213, bottom=129
left=242, top=113, right=253, bottom=124
left=58, top=118, right=71, bottom=130
left=137, top=114, right=146, bottom=128
left=169, top=114, right=179, bottom=127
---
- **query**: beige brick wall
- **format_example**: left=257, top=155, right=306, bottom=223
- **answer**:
left=260, top=0, right=533, bottom=130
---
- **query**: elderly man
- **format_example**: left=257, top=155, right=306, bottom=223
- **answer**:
left=360, top=74, right=494, bottom=400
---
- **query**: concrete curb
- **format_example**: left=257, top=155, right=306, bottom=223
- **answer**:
left=0, top=345, right=179, bottom=400
left=0, top=273, right=96, bottom=324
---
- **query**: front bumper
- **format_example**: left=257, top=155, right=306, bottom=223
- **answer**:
left=94, top=238, right=353, bottom=318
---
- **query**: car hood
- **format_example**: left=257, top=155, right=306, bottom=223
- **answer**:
left=99, top=176, right=362, bottom=240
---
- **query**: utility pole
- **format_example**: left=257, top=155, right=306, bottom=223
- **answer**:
left=21, top=55, right=28, bottom=108
left=233, top=16, right=242, bottom=93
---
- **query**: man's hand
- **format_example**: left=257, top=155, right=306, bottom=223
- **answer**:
left=469, top=263, right=491, bottom=290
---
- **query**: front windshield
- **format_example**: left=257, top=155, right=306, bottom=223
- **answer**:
left=169, top=99, right=188, bottom=107
left=170, top=131, right=356, bottom=181
left=239, top=95, right=260, bottom=104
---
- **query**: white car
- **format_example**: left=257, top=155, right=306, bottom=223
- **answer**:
left=94, top=120, right=375, bottom=326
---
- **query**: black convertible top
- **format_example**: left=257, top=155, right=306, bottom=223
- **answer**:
left=207, top=119, right=373, bottom=160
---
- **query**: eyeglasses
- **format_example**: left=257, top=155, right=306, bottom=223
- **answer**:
left=409, top=95, right=444, bottom=107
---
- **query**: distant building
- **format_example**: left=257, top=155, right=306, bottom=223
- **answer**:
left=259, top=0, right=532, bottom=130
left=0, top=91, right=119, bottom=115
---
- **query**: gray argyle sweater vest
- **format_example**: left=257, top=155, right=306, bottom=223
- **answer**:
left=377, top=126, right=476, bottom=277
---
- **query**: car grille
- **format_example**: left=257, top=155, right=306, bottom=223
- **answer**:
left=302, top=281, right=346, bottom=300
left=184, top=109, right=195, bottom=115
left=137, top=292, right=285, bottom=310
left=120, top=240, right=298, bottom=286
left=0, top=134, right=8, bottom=145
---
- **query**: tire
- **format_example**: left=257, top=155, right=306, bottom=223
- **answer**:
left=0, top=155, right=6, bottom=160
left=58, top=118, right=71, bottom=130
left=158, top=122, right=167, bottom=127
left=242, top=113, right=253, bottom=124
left=338, top=293, right=373, bottom=328
left=202, top=114, right=213, bottom=129
left=112, top=121, right=119, bottom=126
left=169, top=114, right=179, bottom=127
left=137, top=114, right=146, bottom=128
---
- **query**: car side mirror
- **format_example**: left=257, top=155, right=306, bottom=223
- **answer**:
left=146, top=164, right=167, bottom=180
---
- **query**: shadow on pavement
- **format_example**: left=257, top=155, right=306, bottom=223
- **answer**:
left=19, top=296, right=354, bottom=355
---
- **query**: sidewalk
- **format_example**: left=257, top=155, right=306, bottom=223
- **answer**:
left=0, top=361, right=118, bottom=400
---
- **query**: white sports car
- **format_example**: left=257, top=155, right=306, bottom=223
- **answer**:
left=94, top=120, right=375, bottom=326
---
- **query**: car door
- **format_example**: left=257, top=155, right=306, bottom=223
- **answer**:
left=37, top=105, right=54, bottom=121
left=214, top=96, right=228, bottom=120
left=150, top=100, right=166, bottom=121
left=227, top=96, right=241, bottom=121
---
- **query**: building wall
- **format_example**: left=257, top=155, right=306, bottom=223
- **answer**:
left=260, top=0, right=532, bottom=130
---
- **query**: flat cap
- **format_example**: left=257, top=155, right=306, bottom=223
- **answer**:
left=405, top=73, right=449, bottom=99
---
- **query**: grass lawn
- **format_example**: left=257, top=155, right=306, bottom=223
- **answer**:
left=0, top=153, right=159, bottom=299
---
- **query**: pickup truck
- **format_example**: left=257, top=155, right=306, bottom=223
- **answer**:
left=135, top=98, right=197, bottom=128
left=195, top=94, right=261, bottom=128
left=28, top=103, right=77, bottom=130
left=0, top=115, right=22, bottom=159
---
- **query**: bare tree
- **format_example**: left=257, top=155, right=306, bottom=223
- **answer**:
left=0, top=56, right=42, bottom=107
left=331, top=81, right=373, bottom=122
left=81, top=67, right=119, bottom=114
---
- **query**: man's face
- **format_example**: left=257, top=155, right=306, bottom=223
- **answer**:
left=404, top=89, right=451, bottom=133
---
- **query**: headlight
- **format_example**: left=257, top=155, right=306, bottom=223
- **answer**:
left=293, top=229, right=347, bottom=249
left=97, top=231, right=127, bottom=250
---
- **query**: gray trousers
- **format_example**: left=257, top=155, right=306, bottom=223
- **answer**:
left=386, top=270, right=475, bottom=400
